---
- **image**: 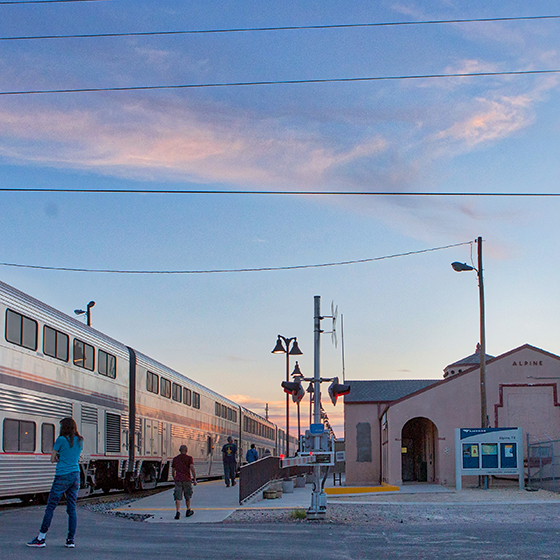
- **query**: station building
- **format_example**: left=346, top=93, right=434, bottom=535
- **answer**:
left=344, top=343, right=560, bottom=486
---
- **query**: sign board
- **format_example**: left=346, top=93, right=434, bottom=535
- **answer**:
left=455, top=427, right=524, bottom=490
left=310, top=423, right=325, bottom=435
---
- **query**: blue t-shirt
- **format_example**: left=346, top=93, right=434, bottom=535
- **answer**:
left=54, top=435, right=83, bottom=476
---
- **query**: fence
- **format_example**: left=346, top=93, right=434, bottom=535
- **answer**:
left=238, top=456, right=313, bottom=503
left=526, top=436, right=560, bottom=492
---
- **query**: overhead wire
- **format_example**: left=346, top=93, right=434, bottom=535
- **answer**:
left=1, top=68, right=559, bottom=97
left=0, top=241, right=474, bottom=274
left=1, top=0, right=105, bottom=4
left=1, top=14, right=559, bottom=41
left=0, top=188, right=559, bottom=196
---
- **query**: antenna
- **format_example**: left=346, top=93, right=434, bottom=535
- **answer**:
left=340, top=314, right=346, bottom=383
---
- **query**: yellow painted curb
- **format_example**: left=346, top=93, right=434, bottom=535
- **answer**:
left=325, top=483, right=399, bottom=495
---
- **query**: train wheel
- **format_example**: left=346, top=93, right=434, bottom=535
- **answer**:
left=20, top=495, right=33, bottom=505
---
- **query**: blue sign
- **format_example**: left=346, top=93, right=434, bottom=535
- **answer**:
left=310, top=423, right=325, bottom=435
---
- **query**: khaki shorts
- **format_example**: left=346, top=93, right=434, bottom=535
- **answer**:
left=173, top=480, right=193, bottom=501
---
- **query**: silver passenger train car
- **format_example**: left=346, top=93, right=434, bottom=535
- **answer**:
left=0, top=280, right=284, bottom=502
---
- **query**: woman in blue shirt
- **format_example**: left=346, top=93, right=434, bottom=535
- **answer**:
left=27, top=417, right=84, bottom=548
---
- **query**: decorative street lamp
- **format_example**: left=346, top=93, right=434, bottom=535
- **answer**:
left=291, top=361, right=304, bottom=450
left=74, top=301, right=95, bottom=327
left=452, top=236, right=487, bottom=429
left=272, top=335, right=303, bottom=457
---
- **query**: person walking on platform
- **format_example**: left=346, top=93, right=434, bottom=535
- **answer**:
left=246, top=444, right=259, bottom=463
left=172, top=445, right=197, bottom=519
left=27, top=417, right=84, bottom=548
left=221, top=436, right=237, bottom=487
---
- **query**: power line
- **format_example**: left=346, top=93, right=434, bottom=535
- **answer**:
left=0, top=0, right=105, bottom=4
left=2, top=14, right=559, bottom=41
left=0, top=241, right=473, bottom=274
left=1, top=188, right=559, bottom=196
left=1, top=68, right=559, bottom=97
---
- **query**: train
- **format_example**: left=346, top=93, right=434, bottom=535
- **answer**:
left=0, top=279, right=295, bottom=502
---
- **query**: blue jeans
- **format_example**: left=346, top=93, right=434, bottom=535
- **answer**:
left=223, top=462, right=236, bottom=485
left=40, top=472, right=80, bottom=540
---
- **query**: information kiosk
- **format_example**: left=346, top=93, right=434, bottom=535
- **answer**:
left=455, top=427, right=524, bottom=490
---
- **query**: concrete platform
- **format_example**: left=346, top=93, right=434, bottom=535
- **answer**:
left=113, top=478, right=458, bottom=523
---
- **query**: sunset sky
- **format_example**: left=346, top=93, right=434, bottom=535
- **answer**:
left=1, top=1, right=560, bottom=436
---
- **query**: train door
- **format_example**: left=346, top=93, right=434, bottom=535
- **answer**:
left=143, top=419, right=158, bottom=457
left=160, top=422, right=169, bottom=459
left=81, top=404, right=98, bottom=455
left=206, top=435, right=213, bottom=476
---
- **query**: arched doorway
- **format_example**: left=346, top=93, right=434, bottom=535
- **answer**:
left=401, top=417, right=438, bottom=483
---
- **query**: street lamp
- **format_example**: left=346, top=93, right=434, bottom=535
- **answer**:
left=291, top=361, right=304, bottom=451
left=272, top=335, right=303, bottom=457
left=452, top=236, right=487, bottom=429
left=74, top=301, right=95, bottom=327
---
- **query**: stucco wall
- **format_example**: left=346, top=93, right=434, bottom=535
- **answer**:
left=344, top=403, right=381, bottom=485
left=346, top=345, right=560, bottom=487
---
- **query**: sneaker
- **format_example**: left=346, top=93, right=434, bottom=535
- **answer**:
left=225, top=483, right=230, bottom=487
left=174, top=512, right=180, bottom=520
left=65, top=540, right=75, bottom=548
left=186, top=509, right=194, bottom=517
left=232, top=481, right=236, bottom=486
left=27, top=537, right=46, bottom=548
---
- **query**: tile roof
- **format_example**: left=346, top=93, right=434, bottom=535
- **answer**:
left=344, top=379, right=438, bottom=404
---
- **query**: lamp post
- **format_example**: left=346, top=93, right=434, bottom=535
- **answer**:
left=272, top=335, right=303, bottom=457
left=452, top=236, right=487, bottom=429
left=74, top=301, right=95, bottom=327
left=291, top=361, right=304, bottom=451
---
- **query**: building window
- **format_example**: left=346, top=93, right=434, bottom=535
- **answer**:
left=98, top=350, right=116, bottom=378
left=161, top=378, right=171, bottom=399
left=192, top=392, right=200, bottom=409
left=41, top=423, right=55, bottom=453
left=3, top=419, right=36, bottom=452
left=183, top=388, right=192, bottom=406
left=5, top=309, right=37, bottom=351
left=172, top=383, right=182, bottom=402
left=73, top=339, right=94, bottom=371
left=147, top=371, right=159, bottom=394
left=43, top=326, right=69, bottom=362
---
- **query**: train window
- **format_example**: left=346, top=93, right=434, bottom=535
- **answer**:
left=147, top=371, right=159, bottom=394
left=44, top=326, right=69, bottom=362
left=5, top=309, right=38, bottom=351
left=172, top=383, right=182, bottom=402
left=161, top=378, right=171, bottom=398
left=215, top=402, right=220, bottom=416
left=3, top=419, right=36, bottom=452
left=98, top=350, right=116, bottom=378
left=183, top=388, right=192, bottom=406
left=73, top=339, right=94, bottom=371
left=233, top=410, right=237, bottom=423
left=41, top=423, right=55, bottom=453
left=192, top=392, right=200, bottom=409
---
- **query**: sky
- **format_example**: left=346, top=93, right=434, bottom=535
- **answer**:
left=1, top=0, right=560, bottom=438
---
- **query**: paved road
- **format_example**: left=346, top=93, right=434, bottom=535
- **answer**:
left=4, top=504, right=560, bottom=559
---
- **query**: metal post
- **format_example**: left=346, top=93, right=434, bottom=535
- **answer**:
left=308, top=295, right=326, bottom=519
left=285, top=350, right=290, bottom=457
left=477, top=237, right=487, bottom=429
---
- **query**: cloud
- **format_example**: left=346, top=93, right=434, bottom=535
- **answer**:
left=434, top=94, right=533, bottom=148
left=0, top=98, right=387, bottom=189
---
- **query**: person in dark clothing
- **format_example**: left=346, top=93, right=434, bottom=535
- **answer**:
left=221, top=436, right=237, bottom=487
left=246, top=444, right=259, bottom=463
left=172, top=445, right=197, bottom=519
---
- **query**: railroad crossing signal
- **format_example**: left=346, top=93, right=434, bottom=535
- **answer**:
left=328, top=377, right=351, bottom=405
left=281, top=380, right=305, bottom=403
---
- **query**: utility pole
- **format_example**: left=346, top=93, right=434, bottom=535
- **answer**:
left=307, top=295, right=327, bottom=520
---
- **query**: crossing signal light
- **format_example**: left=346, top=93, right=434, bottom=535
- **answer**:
left=281, top=380, right=305, bottom=404
left=328, top=377, right=350, bottom=405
